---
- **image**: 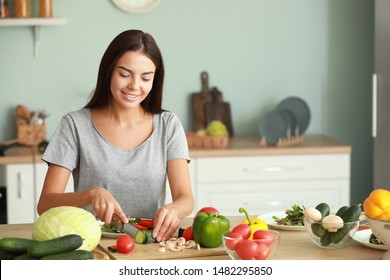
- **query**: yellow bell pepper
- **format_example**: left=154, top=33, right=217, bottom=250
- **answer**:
left=363, top=189, right=390, bottom=220
left=239, top=207, right=268, bottom=239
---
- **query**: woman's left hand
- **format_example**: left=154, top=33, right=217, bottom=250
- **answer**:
left=152, top=206, right=180, bottom=242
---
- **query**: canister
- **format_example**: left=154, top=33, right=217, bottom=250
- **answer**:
left=39, top=0, right=52, bottom=18
left=14, top=0, right=30, bottom=18
left=0, top=0, right=9, bottom=18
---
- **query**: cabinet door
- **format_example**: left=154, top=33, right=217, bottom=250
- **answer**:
left=6, top=164, right=35, bottom=224
left=196, top=180, right=349, bottom=216
left=373, top=0, right=390, bottom=189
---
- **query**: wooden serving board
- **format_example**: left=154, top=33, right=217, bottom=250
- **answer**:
left=98, top=238, right=227, bottom=260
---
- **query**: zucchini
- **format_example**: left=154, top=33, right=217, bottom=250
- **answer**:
left=0, top=248, right=20, bottom=260
left=0, top=237, right=38, bottom=254
left=135, top=230, right=154, bottom=244
left=41, top=250, right=93, bottom=260
left=28, top=234, right=83, bottom=257
left=331, top=204, right=362, bottom=244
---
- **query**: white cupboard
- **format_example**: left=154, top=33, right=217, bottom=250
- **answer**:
left=170, top=135, right=351, bottom=217
left=1, top=135, right=351, bottom=223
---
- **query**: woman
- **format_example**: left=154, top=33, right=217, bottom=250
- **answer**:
left=37, top=30, right=194, bottom=242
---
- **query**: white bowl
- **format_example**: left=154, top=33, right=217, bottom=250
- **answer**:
left=366, top=216, right=390, bottom=245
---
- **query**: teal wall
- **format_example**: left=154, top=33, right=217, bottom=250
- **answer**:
left=0, top=0, right=374, bottom=205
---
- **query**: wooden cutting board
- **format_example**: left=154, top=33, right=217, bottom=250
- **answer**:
left=98, top=238, right=227, bottom=260
left=191, top=71, right=212, bottom=131
left=204, top=87, right=234, bottom=137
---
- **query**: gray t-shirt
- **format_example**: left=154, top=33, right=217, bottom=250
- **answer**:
left=42, top=108, right=190, bottom=218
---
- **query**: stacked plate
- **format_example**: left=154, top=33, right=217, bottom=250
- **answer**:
left=259, top=97, right=310, bottom=144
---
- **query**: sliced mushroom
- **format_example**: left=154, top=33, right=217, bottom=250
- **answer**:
left=185, top=240, right=197, bottom=249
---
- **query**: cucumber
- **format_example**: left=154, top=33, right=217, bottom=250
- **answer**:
left=28, top=234, right=83, bottom=257
left=135, top=230, right=154, bottom=244
left=331, top=204, right=362, bottom=244
left=320, top=231, right=333, bottom=246
left=0, top=248, right=20, bottom=260
left=315, top=202, right=330, bottom=218
left=178, top=227, right=185, bottom=238
left=311, top=223, right=326, bottom=238
left=14, top=253, right=40, bottom=260
left=41, top=250, right=93, bottom=260
left=335, top=206, right=349, bottom=217
left=0, top=237, right=38, bottom=254
left=311, top=203, right=330, bottom=238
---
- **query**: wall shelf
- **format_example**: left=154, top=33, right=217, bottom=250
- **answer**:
left=0, top=18, right=67, bottom=57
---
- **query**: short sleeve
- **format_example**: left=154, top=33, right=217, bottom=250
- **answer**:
left=166, top=113, right=190, bottom=163
left=41, top=114, right=80, bottom=171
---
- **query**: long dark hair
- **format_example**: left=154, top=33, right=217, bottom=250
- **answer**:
left=85, top=30, right=164, bottom=113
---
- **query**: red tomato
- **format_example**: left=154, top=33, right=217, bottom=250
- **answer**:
left=195, top=207, right=219, bottom=216
left=255, top=243, right=271, bottom=260
left=235, top=239, right=258, bottom=260
left=116, top=234, right=135, bottom=254
left=225, top=232, right=243, bottom=250
left=231, top=224, right=251, bottom=239
left=252, top=230, right=274, bottom=246
left=182, top=226, right=194, bottom=241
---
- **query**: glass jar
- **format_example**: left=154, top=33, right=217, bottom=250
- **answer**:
left=14, top=0, right=30, bottom=18
left=0, top=0, right=9, bottom=18
left=39, top=0, right=52, bottom=18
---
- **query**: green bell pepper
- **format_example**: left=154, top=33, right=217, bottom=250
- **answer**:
left=192, top=212, right=230, bottom=248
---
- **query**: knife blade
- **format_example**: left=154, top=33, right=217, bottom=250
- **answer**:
left=111, top=214, right=139, bottom=238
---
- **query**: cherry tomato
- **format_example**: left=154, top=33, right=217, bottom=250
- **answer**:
left=252, top=230, right=274, bottom=246
left=182, top=226, right=194, bottom=241
left=255, top=243, right=271, bottom=260
left=195, top=207, right=219, bottom=217
left=116, top=234, right=135, bottom=254
left=225, top=232, right=243, bottom=250
left=235, top=239, right=258, bottom=260
left=231, top=224, right=251, bottom=239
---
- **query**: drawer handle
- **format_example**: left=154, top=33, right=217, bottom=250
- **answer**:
left=243, top=165, right=303, bottom=173
left=17, top=172, right=24, bottom=199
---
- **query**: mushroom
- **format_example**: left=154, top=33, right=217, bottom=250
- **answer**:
left=157, top=237, right=201, bottom=252
left=321, top=214, right=344, bottom=232
left=303, top=207, right=322, bottom=222
left=185, top=240, right=197, bottom=249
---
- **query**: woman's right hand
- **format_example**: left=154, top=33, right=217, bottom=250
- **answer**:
left=90, top=187, right=128, bottom=224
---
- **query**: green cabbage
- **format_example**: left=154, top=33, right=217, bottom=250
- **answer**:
left=32, top=206, right=101, bottom=251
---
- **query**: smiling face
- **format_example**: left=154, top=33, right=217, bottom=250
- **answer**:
left=110, top=50, right=156, bottom=110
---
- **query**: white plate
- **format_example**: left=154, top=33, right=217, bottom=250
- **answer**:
left=353, top=229, right=390, bottom=251
left=258, top=211, right=306, bottom=231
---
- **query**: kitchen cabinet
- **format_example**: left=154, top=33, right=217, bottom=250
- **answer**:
left=3, top=164, right=36, bottom=224
left=168, top=135, right=351, bottom=216
left=373, top=0, right=390, bottom=190
left=0, top=147, right=73, bottom=224
left=194, top=154, right=349, bottom=216
left=2, top=135, right=350, bottom=222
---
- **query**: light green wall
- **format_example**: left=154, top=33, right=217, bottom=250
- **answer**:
left=0, top=0, right=374, bottom=205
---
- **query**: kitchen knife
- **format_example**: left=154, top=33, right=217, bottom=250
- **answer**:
left=111, top=214, right=139, bottom=238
